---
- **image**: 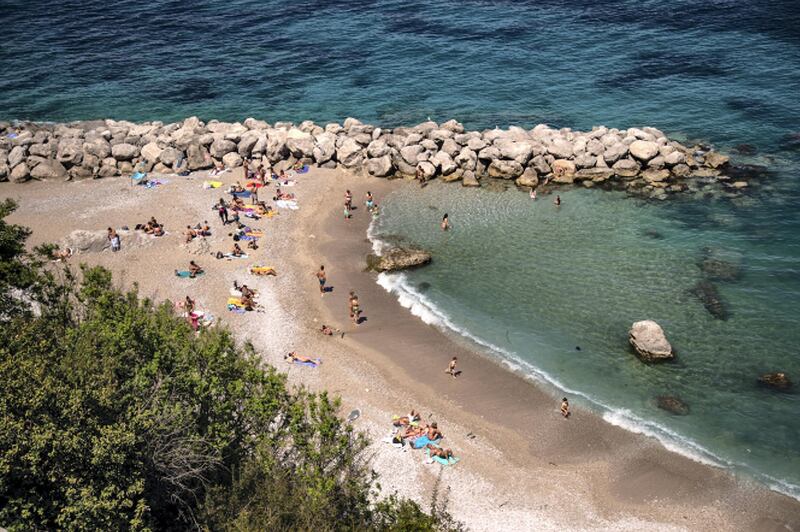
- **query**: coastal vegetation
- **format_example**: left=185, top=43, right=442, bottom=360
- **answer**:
left=0, top=199, right=461, bottom=531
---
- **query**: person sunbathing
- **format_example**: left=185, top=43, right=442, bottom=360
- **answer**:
left=250, top=266, right=276, bottom=276
left=184, top=226, right=197, bottom=243
left=230, top=182, right=245, bottom=193
left=285, top=351, right=316, bottom=364
left=188, top=260, right=203, bottom=278
left=199, top=221, right=211, bottom=236
left=426, top=422, right=443, bottom=441
left=210, top=162, right=225, bottom=176
left=231, top=243, right=244, bottom=257
left=152, top=224, right=164, bottom=237
left=232, top=196, right=246, bottom=208
left=401, top=425, right=425, bottom=440
left=425, top=444, right=454, bottom=460
left=52, top=246, right=73, bottom=262
left=275, top=188, right=295, bottom=200
left=394, top=409, right=421, bottom=427
left=321, top=324, right=334, bottom=336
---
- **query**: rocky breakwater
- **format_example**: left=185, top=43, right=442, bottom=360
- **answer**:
left=0, top=117, right=733, bottom=198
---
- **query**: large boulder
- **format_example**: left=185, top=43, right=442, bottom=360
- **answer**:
left=336, top=137, right=363, bottom=168
left=366, top=247, right=432, bottom=272
left=629, top=320, right=674, bottom=362
left=547, top=138, right=574, bottom=159
left=222, top=152, right=243, bottom=168
left=8, top=146, right=26, bottom=168
left=56, top=138, right=83, bottom=166
left=111, top=143, right=140, bottom=161
left=704, top=152, right=730, bottom=169
left=366, top=155, right=394, bottom=177
left=551, top=159, right=577, bottom=183
left=367, top=138, right=390, bottom=158
left=83, top=139, right=111, bottom=160
left=400, top=144, right=424, bottom=166
left=603, top=142, right=628, bottom=163
left=612, top=158, right=641, bottom=178
left=515, top=167, right=539, bottom=188
left=529, top=155, right=551, bottom=175
left=487, top=159, right=524, bottom=179
left=141, top=142, right=163, bottom=163
left=432, top=151, right=457, bottom=176
left=30, top=159, right=67, bottom=180
left=159, top=147, right=182, bottom=167
left=462, top=170, right=480, bottom=187
left=496, top=140, right=533, bottom=165
left=9, top=162, right=30, bottom=183
left=209, top=139, right=237, bottom=158
left=629, top=140, right=659, bottom=161
left=313, top=133, right=336, bottom=164
left=656, top=396, right=689, bottom=415
left=286, top=137, right=315, bottom=158
left=454, top=147, right=477, bottom=171
left=416, top=160, right=437, bottom=180
left=186, top=143, right=213, bottom=170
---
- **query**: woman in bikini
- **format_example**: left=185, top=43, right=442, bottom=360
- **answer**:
left=349, top=291, right=361, bottom=325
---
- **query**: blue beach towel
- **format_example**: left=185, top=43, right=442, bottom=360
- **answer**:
left=412, top=435, right=441, bottom=450
left=425, top=447, right=460, bottom=466
left=227, top=305, right=246, bottom=314
left=131, top=171, right=147, bottom=181
left=296, top=165, right=309, bottom=174
left=175, top=270, right=204, bottom=278
left=231, top=191, right=252, bottom=198
left=293, top=358, right=321, bottom=368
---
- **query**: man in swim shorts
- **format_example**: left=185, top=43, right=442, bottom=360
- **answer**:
left=316, top=265, right=327, bottom=296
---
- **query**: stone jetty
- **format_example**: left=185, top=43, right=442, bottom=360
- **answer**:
left=0, top=117, right=734, bottom=198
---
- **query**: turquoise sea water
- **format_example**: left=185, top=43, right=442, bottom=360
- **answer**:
left=2, top=0, right=799, bottom=498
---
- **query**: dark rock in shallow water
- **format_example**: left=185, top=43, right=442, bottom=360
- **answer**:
left=698, top=247, right=741, bottom=282
left=366, top=247, right=432, bottom=272
left=726, top=164, right=770, bottom=181
left=733, top=144, right=758, bottom=155
left=690, top=280, right=729, bottom=320
left=656, top=395, right=690, bottom=415
left=417, top=281, right=431, bottom=292
left=643, top=228, right=664, bottom=239
left=758, top=372, right=792, bottom=390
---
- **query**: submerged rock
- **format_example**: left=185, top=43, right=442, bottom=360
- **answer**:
left=656, top=395, right=690, bottom=415
left=366, top=247, right=432, bottom=272
left=690, top=280, right=729, bottom=320
left=698, top=248, right=741, bottom=282
left=629, top=320, right=674, bottom=362
left=758, top=372, right=792, bottom=390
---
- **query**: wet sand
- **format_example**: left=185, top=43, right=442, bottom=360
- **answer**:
left=4, top=169, right=800, bottom=531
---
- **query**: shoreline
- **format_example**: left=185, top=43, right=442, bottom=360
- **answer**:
left=4, top=168, right=799, bottom=530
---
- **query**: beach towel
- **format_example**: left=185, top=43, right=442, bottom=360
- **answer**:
left=280, top=180, right=297, bottom=187
left=296, top=165, right=309, bottom=174
left=243, top=211, right=260, bottom=219
left=424, top=446, right=460, bottom=466
left=175, top=270, right=204, bottom=278
left=250, top=266, right=276, bottom=276
left=275, top=200, right=299, bottom=210
left=245, top=230, right=264, bottom=237
left=227, top=305, right=247, bottom=314
left=204, top=180, right=224, bottom=189
left=411, top=435, right=441, bottom=450
left=144, top=179, right=167, bottom=188
left=231, top=191, right=252, bottom=198
left=224, top=253, right=249, bottom=259
left=131, top=171, right=147, bottom=181
left=246, top=181, right=264, bottom=188
left=293, top=358, right=321, bottom=368
left=240, top=235, right=257, bottom=241
left=227, top=297, right=246, bottom=307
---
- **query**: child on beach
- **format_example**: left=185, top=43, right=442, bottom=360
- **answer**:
left=561, top=398, right=570, bottom=418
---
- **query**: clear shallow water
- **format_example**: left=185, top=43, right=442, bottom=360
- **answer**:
left=371, top=184, right=800, bottom=498
left=2, top=0, right=800, bottom=498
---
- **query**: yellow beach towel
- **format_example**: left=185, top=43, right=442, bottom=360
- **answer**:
left=208, top=181, right=224, bottom=188
left=227, top=297, right=245, bottom=307
left=250, top=266, right=276, bottom=275
left=245, top=231, right=264, bottom=237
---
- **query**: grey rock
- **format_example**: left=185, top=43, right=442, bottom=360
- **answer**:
left=313, top=133, right=336, bottom=164
left=237, top=132, right=260, bottom=157
left=454, top=147, right=477, bottom=171
left=420, top=139, right=438, bottom=151
left=336, top=137, right=363, bottom=167
left=656, top=396, right=689, bottom=415
left=477, top=146, right=500, bottom=161
left=462, top=170, right=480, bottom=187
left=10, top=162, right=30, bottom=182
left=29, top=143, right=53, bottom=158
left=0, top=164, right=8, bottom=181
left=629, top=140, right=659, bottom=161
left=159, top=147, right=182, bottom=167
left=83, top=139, right=111, bottom=159
left=574, top=153, right=597, bottom=169
left=30, top=159, right=67, bottom=180
left=222, top=152, right=243, bottom=168
left=244, top=117, right=269, bottom=130
left=612, top=158, right=641, bottom=178
left=432, top=151, right=457, bottom=175
left=529, top=155, right=551, bottom=175
left=704, top=152, right=730, bottom=169
left=440, top=138, right=461, bottom=157
left=647, top=155, right=665, bottom=169
left=140, top=142, right=162, bottom=163
left=416, top=160, right=437, bottom=180
left=400, top=144, right=424, bottom=166
left=209, top=139, right=237, bottom=158
left=286, top=137, right=315, bottom=158
left=56, top=138, right=83, bottom=166
left=8, top=146, right=26, bottom=168
left=672, top=163, right=691, bottom=177
left=603, top=142, right=628, bottom=163
left=587, top=138, right=605, bottom=156
left=440, top=119, right=465, bottom=133
left=186, top=143, right=213, bottom=170
left=664, top=150, right=686, bottom=166
left=429, top=128, right=454, bottom=144
left=367, top=247, right=432, bottom=272
left=467, top=137, right=487, bottom=151
left=515, top=167, right=539, bottom=188
left=98, top=164, right=119, bottom=178
left=629, top=320, right=674, bottom=362
left=111, top=143, right=140, bottom=161
left=366, top=155, right=394, bottom=177
left=487, top=159, right=524, bottom=179
left=547, top=138, right=574, bottom=159
left=367, top=138, right=390, bottom=158
left=551, top=159, right=577, bottom=183
left=496, top=139, right=533, bottom=165
left=642, top=168, right=670, bottom=183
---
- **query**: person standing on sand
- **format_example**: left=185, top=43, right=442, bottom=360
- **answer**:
left=107, top=227, right=121, bottom=252
left=218, top=199, right=229, bottom=225
left=344, top=201, right=351, bottom=220
left=445, top=356, right=459, bottom=378
left=349, top=291, right=361, bottom=325
left=561, top=397, right=570, bottom=418
left=441, top=213, right=450, bottom=231
left=316, top=265, right=327, bottom=296
left=345, top=189, right=353, bottom=210
left=365, top=191, right=374, bottom=210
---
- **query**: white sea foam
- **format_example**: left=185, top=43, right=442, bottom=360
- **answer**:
left=370, top=230, right=800, bottom=502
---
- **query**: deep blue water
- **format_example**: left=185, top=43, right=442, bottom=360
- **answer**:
left=3, top=0, right=800, bottom=498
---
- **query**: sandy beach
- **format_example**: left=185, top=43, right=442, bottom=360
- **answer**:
left=5, top=169, right=800, bottom=531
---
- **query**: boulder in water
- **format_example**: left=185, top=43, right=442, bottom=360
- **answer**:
left=758, top=372, right=792, bottom=390
left=629, top=320, right=674, bottom=362
left=690, top=280, right=729, bottom=320
left=366, top=247, right=432, bottom=272
left=656, top=395, right=689, bottom=415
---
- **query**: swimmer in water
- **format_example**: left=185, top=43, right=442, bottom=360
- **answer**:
left=441, top=213, right=450, bottom=231
left=554, top=195, right=561, bottom=206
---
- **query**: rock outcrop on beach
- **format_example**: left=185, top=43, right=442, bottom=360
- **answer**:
left=0, top=117, right=737, bottom=200
left=629, top=320, right=674, bottom=362
left=758, top=372, right=792, bottom=390
left=366, top=247, right=432, bottom=272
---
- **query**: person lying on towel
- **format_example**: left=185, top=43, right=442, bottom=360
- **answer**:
left=426, top=444, right=454, bottom=461
left=188, top=260, right=203, bottom=278
left=231, top=243, right=245, bottom=257
left=285, top=352, right=316, bottom=364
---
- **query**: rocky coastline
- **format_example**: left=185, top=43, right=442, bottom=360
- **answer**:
left=0, top=116, right=744, bottom=199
